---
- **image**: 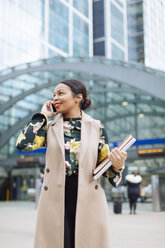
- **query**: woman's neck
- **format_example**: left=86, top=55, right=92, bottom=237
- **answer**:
left=63, top=109, right=82, bottom=119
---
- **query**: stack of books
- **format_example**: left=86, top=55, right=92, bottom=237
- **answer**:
left=93, top=134, right=136, bottom=180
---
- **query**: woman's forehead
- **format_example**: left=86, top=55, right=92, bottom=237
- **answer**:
left=54, top=83, right=70, bottom=93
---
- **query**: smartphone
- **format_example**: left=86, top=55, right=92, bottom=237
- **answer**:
left=50, top=103, right=56, bottom=112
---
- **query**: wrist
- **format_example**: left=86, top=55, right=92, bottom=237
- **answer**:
left=112, top=164, right=125, bottom=173
left=112, top=166, right=120, bottom=173
left=40, top=112, right=48, bottom=120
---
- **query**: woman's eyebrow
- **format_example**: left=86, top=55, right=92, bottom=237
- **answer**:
left=54, top=89, right=65, bottom=94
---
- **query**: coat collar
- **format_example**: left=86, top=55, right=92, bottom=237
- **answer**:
left=50, top=111, right=93, bottom=166
left=49, top=110, right=93, bottom=125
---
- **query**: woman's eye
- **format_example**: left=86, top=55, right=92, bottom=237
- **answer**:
left=53, top=92, right=64, bottom=97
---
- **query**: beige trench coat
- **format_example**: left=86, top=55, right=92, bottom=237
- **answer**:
left=34, top=111, right=110, bottom=248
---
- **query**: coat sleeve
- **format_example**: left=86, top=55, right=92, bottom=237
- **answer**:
left=16, top=113, right=47, bottom=152
left=97, top=123, right=123, bottom=187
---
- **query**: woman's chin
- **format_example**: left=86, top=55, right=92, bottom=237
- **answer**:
left=56, top=109, right=65, bottom=114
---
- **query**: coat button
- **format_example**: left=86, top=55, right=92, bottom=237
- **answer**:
left=44, top=186, right=48, bottom=191
left=95, top=185, right=98, bottom=190
left=46, top=168, right=50, bottom=173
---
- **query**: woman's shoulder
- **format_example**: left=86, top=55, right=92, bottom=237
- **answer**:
left=86, top=114, right=101, bottom=128
left=83, top=112, right=107, bottom=131
left=82, top=111, right=100, bottom=123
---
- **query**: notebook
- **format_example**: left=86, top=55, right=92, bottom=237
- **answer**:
left=93, top=134, right=136, bottom=180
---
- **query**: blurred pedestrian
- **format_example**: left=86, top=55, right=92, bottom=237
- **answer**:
left=125, top=172, right=142, bottom=214
left=140, top=183, right=146, bottom=202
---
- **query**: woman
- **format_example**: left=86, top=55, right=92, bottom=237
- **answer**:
left=16, top=79, right=127, bottom=248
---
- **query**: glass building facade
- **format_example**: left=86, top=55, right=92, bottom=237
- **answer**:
left=0, top=0, right=93, bottom=70
left=127, top=0, right=165, bottom=71
left=93, top=0, right=128, bottom=60
left=127, top=0, right=144, bottom=63
left=143, top=0, right=165, bottom=71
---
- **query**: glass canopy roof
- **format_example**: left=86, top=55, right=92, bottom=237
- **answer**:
left=0, top=56, right=165, bottom=173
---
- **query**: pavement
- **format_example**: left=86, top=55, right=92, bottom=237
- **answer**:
left=0, top=201, right=165, bottom=248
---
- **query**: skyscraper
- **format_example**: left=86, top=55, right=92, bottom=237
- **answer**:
left=0, top=0, right=93, bottom=70
left=1, top=0, right=164, bottom=71
left=127, top=0, right=165, bottom=71
left=143, top=0, right=165, bottom=71
left=127, top=0, right=144, bottom=63
left=93, top=0, right=128, bottom=60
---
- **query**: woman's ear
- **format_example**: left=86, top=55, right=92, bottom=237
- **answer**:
left=75, top=94, right=83, bottom=103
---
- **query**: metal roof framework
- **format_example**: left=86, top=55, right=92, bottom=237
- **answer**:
left=0, top=56, right=165, bottom=172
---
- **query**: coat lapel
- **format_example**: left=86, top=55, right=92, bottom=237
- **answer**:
left=79, top=111, right=92, bottom=167
left=50, top=114, right=65, bottom=161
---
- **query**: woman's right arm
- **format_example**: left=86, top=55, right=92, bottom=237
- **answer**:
left=16, top=100, right=57, bottom=152
left=16, top=113, right=47, bottom=152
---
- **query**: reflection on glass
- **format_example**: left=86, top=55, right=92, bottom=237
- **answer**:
left=73, top=13, right=89, bottom=56
left=49, top=0, right=69, bottom=53
left=115, top=0, right=123, bottom=8
left=0, top=0, right=44, bottom=69
left=111, top=2, right=124, bottom=46
left=111, top=43, right=124, bottom=60
left=73, top=0, right=89, bottom=17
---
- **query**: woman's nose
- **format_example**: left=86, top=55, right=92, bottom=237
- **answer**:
left=53, top=95, right=58, bottom=101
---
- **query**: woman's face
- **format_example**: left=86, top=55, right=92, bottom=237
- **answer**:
left=53, top=83, right=80, bottom=114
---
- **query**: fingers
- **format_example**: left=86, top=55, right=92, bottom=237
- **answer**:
left=109, top=148, right=127, bottom=160
left=109, top=150, right=120, bottom=161
left=41, top=101, right=57, bottom=118
left=46, top=100, right=53, bottom=110
left=113, top=148, right=127, bottom=157
left=108, top=148, right=127, bottom=171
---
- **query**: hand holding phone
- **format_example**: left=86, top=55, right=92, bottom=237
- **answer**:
left=41, top=101, right=57, bottom=119
left=50, top=103, right=56, bottom=113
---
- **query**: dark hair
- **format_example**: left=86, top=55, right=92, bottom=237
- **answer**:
left=59, top=79, right=91, bottom=110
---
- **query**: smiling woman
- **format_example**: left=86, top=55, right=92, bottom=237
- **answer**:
left=16, top=79, right=127, bottom=248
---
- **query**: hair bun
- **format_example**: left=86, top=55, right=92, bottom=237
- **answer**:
left=81, top=98, right=91, bottom=110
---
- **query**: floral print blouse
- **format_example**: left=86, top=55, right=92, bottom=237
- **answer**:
left=16, top=113, right=122, bottom=187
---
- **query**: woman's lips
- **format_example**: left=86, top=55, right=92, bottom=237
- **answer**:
left=54, top=103, right=61, bottom=109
